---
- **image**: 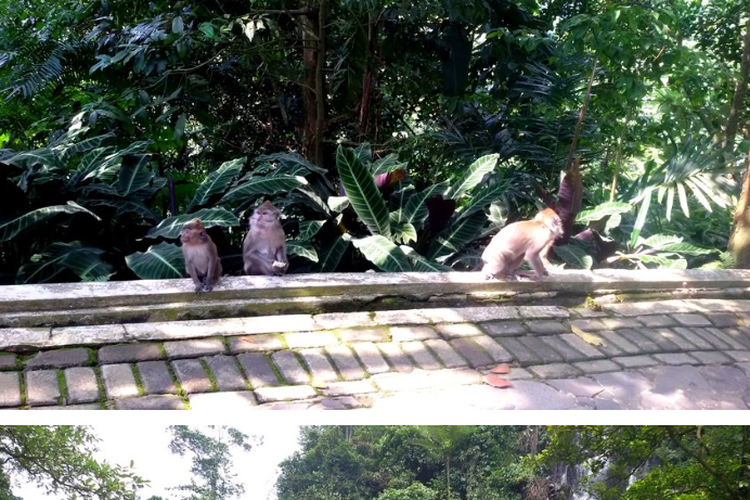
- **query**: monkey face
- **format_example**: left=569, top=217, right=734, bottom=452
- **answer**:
left=181, top=220, right=208, bottom=244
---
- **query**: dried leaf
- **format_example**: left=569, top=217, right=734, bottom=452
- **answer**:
left=570, top=325, right=604, bottom=346
left=240, top=336, right=257, bottom=344
left=490, top=363, right=511, bottom=374
left=483, top=374, right=511, bottom=388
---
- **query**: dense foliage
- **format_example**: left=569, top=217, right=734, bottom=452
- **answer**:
left=1, top=0, right=748, bottom=283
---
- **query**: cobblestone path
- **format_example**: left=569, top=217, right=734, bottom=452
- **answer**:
left=2, top=298, right=750, bottom=410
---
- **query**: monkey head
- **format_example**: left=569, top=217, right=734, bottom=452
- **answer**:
left=181, top=219, right=209, bottom=245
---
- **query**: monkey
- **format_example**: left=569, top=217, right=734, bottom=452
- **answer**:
left=180, top=218, right=222, bottom=292
left=481, top=207, right=564, bottom=280
left=243, top=200, right=288, bottom=276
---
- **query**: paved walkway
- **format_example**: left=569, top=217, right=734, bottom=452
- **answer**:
left=1, top=297, right=749, bottom=410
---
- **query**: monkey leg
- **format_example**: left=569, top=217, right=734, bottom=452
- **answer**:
left=525, top=251, right=548, bottom=279
left=244, top=253, right=278, bottom=276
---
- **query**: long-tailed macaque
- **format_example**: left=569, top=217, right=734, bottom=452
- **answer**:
left=243, top=200, right=288, bottom=276
left=481, top=208, right=563, bottom=280
left=181, top=219, right=222, bottom=292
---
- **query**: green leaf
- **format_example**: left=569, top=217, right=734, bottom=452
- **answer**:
left=389, top=215, right=417, bottom=244
left=187, top=157, right=245, bottom=211
left=642, top=234, right=682, bottom=249
left=552, top=244, right=593, bottom=270
left=327, top=196, right=350, bottom=213
left=146, top=207, right=239, bottom=239
left=18, top=242, right=114, bottom=283
left=319, top=234, right=351, bottom=272
left=400, top=246, right=453, bottom=272
left=254, top=152, right=327, bottom=176
left=298, top=220, right=326, bottom=240
left=456, top=179, right=511, bottom=220
left=446, top=154, right=499, bottom=200
left=336, top=146, right=391, bottom=237
left=427, top=211, right=487, bottom=262
left=85, top=199, right=160, bottom=222
left=125, top=242, right=185, bottom=279
left=118, top=156, right=154, bottom=196
left=199, top=23, right=216, bottom=39
left=576, top=202, right=632, bottom=223
left=659, top=242, right=717, bottom=256
left=401, top=182, right=450, bottom=226
left=353, top=143, right=372, bottom=165
left=630, top=187, right=652, bottom=248
left=5, top=147, right=64, bottom=170
left=352, top=235, right=411, bottom=272
left=0, top=202, right=101, bottom=243
left=287, top=241, right=319, bottom=263
left=371, top=154, right=407, bottom=176
left=221, top=175, right=308, bottom=205
left=172, top=16, right=184, bottom=34
left=174, top=114, right=186, bottom=142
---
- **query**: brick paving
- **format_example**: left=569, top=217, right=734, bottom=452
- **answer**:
left=2, top=296, right=750, bottom=410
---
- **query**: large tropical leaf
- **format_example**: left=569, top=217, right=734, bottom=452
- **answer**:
left=456, top=179, right=512, bottom=221
left=125, top=241, right=185, bottom=279
left=59, top=132, right=116, bottom=163
left=576, top=202, right=632, bottom=223
left=5, top=147, right=63, bottom=171
left=352, top=235, right=412, bottom=272
left=84, top=199, right=160, bottom=222
left=401, top=246, right=453, bottom=272
left=254, top=152, right=327, bottom=176
left=187, top=157, right=245, bottom=211
left=371, top=154, right=407, bottom=176
left=336, top=146, right=391, bottom=237
left=446, top=154, right=499, bottom=200
left=146, top=207, right=239, bottom=239
left=221, top=175, right=308, bottom=205
left=552, top=243, right=593, bottom=270
left=298, top=220, right=326, bottom=240
left=0, top=202, right=101, bottom=243
left=389, top=214, right=417, bottom=244
left=118, top=155, right=154, bottom=196
left=427, top=211, right=487, bottom=262
left=287, top=241, right=319, bottom=263
left=17, top=242, right=114, bottom=283
left=319, top=233, right=351, bottom=272
left=401, top=182, right=450, bottom=226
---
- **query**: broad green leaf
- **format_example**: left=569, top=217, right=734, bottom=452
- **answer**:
left=372, top=154, right=407, bottom=176
left=174, top=114, right=186, bottom=142
left=199, top=23, right=216, bottom=39
left=336, top=146, right=391, bottom=237
left=0, top=202, right=101, bottom=243
left=221, top=175, right=308, bottom=204
left=427, top=211, right=487, bottom=262
left=125, top=242, right=185, bottom=279
left=298, top=220, right=326, bottom=240
left=400, top=246, right=453, bottom=272
left=629, top=187, right=652, bottom=248
left=146, top=207, right=239, bottom=239
left=5, top=147, right=63, bottom=170
left=287, top=241, right=319, bottom=263
left=352, top=235, right=411, bottom=272
left=118, top=156, right=153, bottom=196
left=446, top=154, right=499, bottom=200
left=85, top=199, right=160, bottom=222
left=659, top=242, right=717, bottom=256
left=327, top=196, right=350, bottom=213
left=642, top=234, right=682, bottom=249
left=576, top=202, right=632, bottom=223
left=402, top=182, right=450, bottom=226
left=552, top=244, right=593, bottom=270
left=319, top=233, right=351, bottom=272
left=59, top=133, right=116, bottom=163
left=354, top=143, right=372, bottom=165
left=172, top=16, right=184, bottom=34
left=389, top=219, right=417, bottom=244
left=677, top=182, right=689, bottom=217
left=456, top=179, right=511, bottom=220
left=187, top=157, right=245, bottom=211
left=254, top=152, right=327, bottom=175
left=18, top=242, right=114, bottom=283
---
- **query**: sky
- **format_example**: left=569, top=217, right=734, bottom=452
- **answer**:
left=11, top=424, right=302, bottom=500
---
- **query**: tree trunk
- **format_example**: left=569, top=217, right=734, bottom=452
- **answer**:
left=300, top=1, right=326, bottom=166
left=723, top=18, right=750, bottom=149
left=564, top=56, right=598, bottom=171
left=728, top=133, right=750, bottom=267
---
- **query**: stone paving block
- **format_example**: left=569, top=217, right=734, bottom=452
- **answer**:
left=573, top=359, right=620, bottom=374
left=64, top=367, right=100, bottom=403
left=271, top=351, right=310, bottom=385
left=689, top=350, right=733, bottom=364
left=299, top=348, right=339, bottom=382
left=724, top=328, right=750, bottom=349
left=255, top=401, right=315, bottom=410
left=253, top=385, right=317, bottom=403
left=612, top=355, right=659, bottom=369
left=373, top=310, right=432, bottom=325
left=25, top=348, right=91, bottom=369
left=495, top=337, right=541, bottom=365
left=372, top=368, right=482, bottom=392
left=101, top=364, right=139, bottom=399
left=518, top=306, right=569, bottom=319
left=472, top=335, right=513, bottom=363
left=709, top=313, right=739, bottom=328
left=526, top=320, right=570, bottom=335
left=672, top=313, right=713, bottom=327
left=517, top=336, right=564, bottom=363
left=326, top=345, right=366, bottom=380
left=189, top=391, right=257, bottom=410
left=377, top=343, right=414, bottom=372
left=653, top=353, right=699, bottom=365
left=690, top=327, right=733, bottom=350
left=323, top=380, right=377, bottom=396
left=596, top=330, right=637, bottom=355
left=171, top=359, right=213, bottom=394
left=314, top=312, right=377, bottom=329
left=569, top=318, right=608, bottom=331
left=504, top=367, right=534, bottom=380
left=726, top=350, right=750, bottom=362
left=237, top=353, right=280, bottom=388
left=638, top=315, right=678, bottom=327
left=0, top=327, right=50, bottom=350
left=204, top=355, right=247, bottom=392
left=0, top=353, right=17, bottom=370
left=164, top=338, right=225, bottom=359
left=435, top=323, right=484, bottom=339
left=603, top=300, right=695, bottom=316
left=50, top=324, right=127, bottom=346
left=29, top=404, right=102, bottom=410
left=351, top=342, right=390, bottom=374
left=646, top=328, right=682, bottom=352
left=390, top=326, right=439, bottom=342
left=137, top=361, right=178, bottom=395
left=539, top=336, right=589, bottom=362
left=705, top=328, right=746, bottom=350
left=284, top=331, right=338, bottom=349
left=116, top=395, right=185, bottom=410
left=671, top=327, right=714, bottom=350
left=528, top=363, right=582, bottom=379
left=243, top=314, right=319, bottom=334
left=26, top=370, right=61, bottom=406
left=599, top=317, right=642, bottom=330
left=570, top=308, right=609, bottom=318
left=618, top=328, right=659, bottom=353
left=228, top=334, right=284, bottom=353
left=448, top=338, right=492, bottom=368
left=312, top=397, right=364, bottom=410
left=0, top=372, right=21, bottom=407
left=338, top=328, right=390, bottom=343
left=424, top=339, right=467, bottom=368
left=98, top=343, right=164, bottom=363
left=400, top=341, right=442, bottom=370
left=545, top=377, right=605, bottom=398
left=481, top=321, right=527, bottom=336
